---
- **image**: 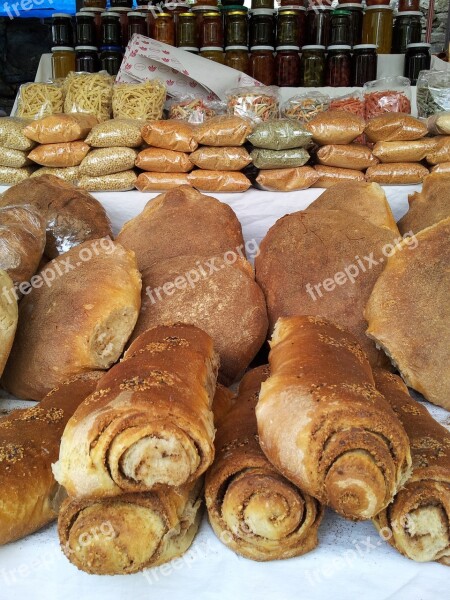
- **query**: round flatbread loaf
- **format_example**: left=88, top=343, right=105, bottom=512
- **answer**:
left=0, top=270, right=18, bottom=378
left=398, top=174, right=450, bottom=235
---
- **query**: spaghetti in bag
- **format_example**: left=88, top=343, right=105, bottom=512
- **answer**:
left=364, top=77, right=411, bottom=120
left=112, top=80, right=166, bottom=121
left=17, top=82, right=64, bottom=119
left=63, top=72, right=113, bottom=121
left=227, top=87, right=279, bottom=123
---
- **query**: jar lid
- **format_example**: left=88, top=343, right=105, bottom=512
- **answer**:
left=179, top=12, right=195, bottom=16
left=353, top=43, right=377, bottom=49
left=332, top=9, right=352, bottom=14
left=228, top=10, right=248, bottom=15
left=225, top=45, right=249, bottom=50
left=306, top=5, right=332, bottom=10
left=221, top=5, right=249, bottom=10
left=276, top=45, right=300, bottom=50
left=102, top=11, right=120, bottom=17
left=192, top=5, right=220, bottom=11
left=334, top=3, right=362, bottom=6
left=178, top=46, right=199, bottom=51
left=127, top=11, right=146, bottom=16
left=75, top=46, right=98, bottom=50
left=200, top=46, right=224, bottom=51
left=75, top=11, right=94, bottom=17
left=250, top=45, right=275, bottom=50
left=156, top=12, right=173, bottom=17
left=52, top=13, right=72, bottom=18
left=406, top=42, right=431, bottom=48
left=80, top=7, right=104, bottom=13
left=250, top=8, right=276, bottom=15
left=301, top=44, right=326, bottom=50
left=51, top=46, right=75, bottom=51
left=278, top=5, right=306, bottom=10
left=204, top=11, right=222, bottom=16
left=100, top=45, right=123, bottom=51
left=327, top=44, right=351, bottom=50
left=396, top=10, right=422, bottom=15
left=278, top=10, right=300, bottom=14
left=365, top=5, right=392, bottom=9
left=112, top=7, right=132, bottom=12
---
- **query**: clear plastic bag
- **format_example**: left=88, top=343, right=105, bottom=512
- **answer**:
left=329, top=91, right=365, bottom=119
left=247, top=119, right=312, bottom=151
left=79, top=147, right=138, bottom=177
left=85, top=119, right=143, bottom=148
left=135, top=172, right=189, bottom=192
left=78, top=170, right=137, bottom=191
left=30, top=166, right=80, bottom=182
left=364, top=114, right=427, bottom=143
left=256, top=166, right=319, bottom=192
left=195, top=115, right=252, bottom=147
left=0, top=166, right=34, bottom=184
left=316, top=145, right=378, bottom=170
left=187, top=170, right=251, bottom=192
left=141, top=120, right=198, bottom=152
left=227, top=86, right=279, bottom=123
left=112, top=80, right=166, bottom=121
left=16, top=82, right=64, bottom=119
left=363, top=76, right=412, bottom=120
left=135, top=148, right=193, bottom=173
left=306, top=111, right=366, bottom=145
left=366, top=163, right=429, bottom=184
left=251, top=148, right=310, bottom=170
left=63, top=72, right=113, bottom=122
left=24, top=114, right=98, bottom=144
left=417, top=71, right=450, bottom=119
left=167, top=95, right=225, bottom=124
left=0, top=147, right=31, bottom=169
left=281, top=92, right=330, bottom=123
left=312, top=165, right=365, bottom=188
left=426, top=137, right=450, bottom=164
left=189, top=147, right=251, bottom=171
left=28, top=141, right=90, bottom=168
left=0, top=118, right=36, bottom=151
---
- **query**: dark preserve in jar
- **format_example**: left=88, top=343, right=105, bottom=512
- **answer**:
left=100, top=46, right=123, bottom=76
left=80, top=8, right=103, bottom=47
left=250, top=9, right=275, bottom=48
left=52, top=13, right=73, bottom=47
left=275, top=46, right=300, bottom=87
left=326, top=45, right=351, bottom=86
left=101, top=12, right=121, bottom=46
left=110, top=0, right=132, bottom=8
left=128, top=12, right=146, bottom=40
left=330, top=9, right=351, bottom=45
left=276, top=10, right=299, bottom=46
left=404, top=42, right=431, bottom=85
left=225, top=10, right=248, bottom=47
left=177, top=12, right=197, bottom=48
left=392, top=11, right=422, bottom=54
left=352, top=44, right=377, bottom=86
left=300, top=44, right=325, bottom=86
left=306, top=6, right=332, bottom=47
left=76, top=12, right=95, bottom=46
left=249, top=45, right=274, bottom=85
left=75, top=46, right=99, bottom=72
left=201, top=11, right=224, bottom=48
left=225, top=46, right=249, bottom=73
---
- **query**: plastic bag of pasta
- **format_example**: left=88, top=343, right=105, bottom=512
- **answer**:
left=195, top=115, right=252, bottom=147
left=227, top=86, right=279, bottom=123
left=135, top=172, right=189, bottom=191
left=79, top=147, right=138, bottom=177
left=63, top=72, right=113, bottom=121
left=16, top=82, right=64, bottom=119
left=0, top=118, right=36, bottom=151
left=78, top=170, right=137, bottom=191
left=30, top=166, right=80, bottom=182
left=85, top=119, right=143, bottom=148
left=0, top=166, right=34, bottom=184
left=247, top=119, right=312, bottom=150
left=112, top=80, right=166, bottom=121
left=141, top=120, right=198, bottom=152
left=250, top=147, right=309, bottom=170
left=0, top=147, right=31, bottom=169
left=365, top=163, right=429, bottom=184
left=24, top=113, right=98, bottom=144
left=256, top=166, right=319, bottom=191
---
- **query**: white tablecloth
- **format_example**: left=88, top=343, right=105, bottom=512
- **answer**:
left=0, top=184, right=448, bottom=600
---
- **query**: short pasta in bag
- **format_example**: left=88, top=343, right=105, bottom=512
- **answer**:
left=78, top=170, right=137, bottom=192
left=0, top=118, right=35, bottom=151
left=30, top=166, right=80, bottom=182
left=85, top=119, right=143, bottom=148
left=195, top=116, right=252, bottom=147
left=79, top=147, right=138, bottom=177
left=0, top=147, right=31, bottom=169
left=0, top=166, right=34, bottom=185
left=141, top=121, right=198, bottom=152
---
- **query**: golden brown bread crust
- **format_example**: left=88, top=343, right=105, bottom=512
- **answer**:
left=0, top=371, right=102, bottom=546
left=206, top=365, right=323, bottom=560
left=116, top=185, right=245, bottom=272
left=0, top=204, right=46, bottom=284
left=373, top=370, right=450, bottom=565
left=398, top=174, right=450, bottom=235
left=58, top=479, right=203, bottom=575
left=132, top=254, right=268, bottom=385
left=255, top=209, right=399, bottom=366
left=0, top=175, right=112, bottom=259
left=211, top=384, right=236, bottom=427
left=256, top=316, right=412, bottom=521
left=0, top=270, right=18, bottom=378
left=53, top=324, right=218, bottom=498
left=1, top=239, right=141, bottom=400
left=307, top=182, right=399, bottom=234
left=365, top=218, right=450, bottom=410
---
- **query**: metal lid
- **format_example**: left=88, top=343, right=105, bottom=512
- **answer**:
left=52, top=13, right=72, bottom=18
left=200, top=46, right=224, bottom=51
left=204, top=11, right=222, bottom=16
left=225, top=45, right=249, bottom=50
left=250, top=45, right=275, bottom=50
left=127, top=11, right=146, bottom=16
left=327, top=44, right=352, bottom=50
left=306, top=5, right=332, bottom=10
left=365, top=5, right=392, bottom=9
left=276, top=45, right=300, bottom=50
left=228, top=10, right=248, bottom=15
left=396, top=10, right=422, bottom=15
left=178, top=46, right=199, bottom=51
left=191, top=5, right=220, bottom=11
left=353, top=43, right=377, bottom=49
left=179, top=12, right=195, bottom=17
left=250, top=8, right=276, bottom=15
left=277, top=5, right=306, bottom=10
left=333, top=3, right=362, bottom=7
left=51, top=46, right=74, bottom=51
left=301, top=44, right=326, bottom=50
left=101, top=11, right=120, bottom=17
left=76, top=11, right=94, bottom=17
left=80, top=7, right=103, bottom=12
left=156, top=12, right=173, bottom=17
left=75, top=46, right=98, bottom=50
left=406, top=42, right=431, bottom=47
left=332, top=9, right=352, bottom=14
left=110, top=7, right=132, bottom=11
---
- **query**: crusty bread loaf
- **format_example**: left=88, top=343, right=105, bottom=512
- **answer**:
left=0, top=175, right=112, bottom=259
left=1, top=239, right=141, bottom=400
left=398, top=174, right=450, bottom=234
left=0, top=270, right=18, bottom=378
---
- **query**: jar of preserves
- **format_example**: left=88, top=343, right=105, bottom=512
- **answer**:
left=200, top=46, right=225, bottom=63
left=139, top=8, right=155, bottom=38
left=306, top=6, right=332, bottom=47
left=75, top=12, right=95, bottom=46
left=154, top=12, right=175, bottom=46
left=249, top=9, right=275, bottom=48
left=330, top=9, right=351, bottom=45
left=392, top=12, right=422, bottom=54
left=398, top=0, right=419, bottom=10
left=165, top=3, right=190, bottom=45
left=225, top=10, right=248, bottom=47
left=110, top=0, right=132, bottom=8
left=300, top=44, right=325, bottom=86
left=114, top=8, right=131, bottom=47
left=128, top=12, right=147, bottom=40
left=52, top=13, right=73, bottom=47
left=51, top=46, right=75, bottom=79
left=404, top=42, right=431, bottom=85
left=192, top=6, right=218, bottom=48
left=177, top=12, right=197, bottom=48
left=325, top=44, right=351, bottom=86
left=75, top=46, right=99, bottom=73
left=339, top=3, right=363, bottom=47
left=275, top=46, right=300, bottom=87
left=362, top=6, right=393, bottom=54
left=249, top=45, right=275, bottom=85
left=352, top=43, right=377, bottom=86
left=200, top=11, right=224, bottom=48
left=194, top=0, right=219, bottom=6
left=251, top=0, right=274, bottom=8
left=100, top=46, right=123, bottom=76
left=280, top=0, right=302, bottom=4
left=83, top=0, right=106, bottom=9
left=80, top=8, right=103, bottom=47
left=225, top=46, right=249, bottom=72
left=101, top=12, right=121, bottom=47
left=276, top=10, right=299, bottom=47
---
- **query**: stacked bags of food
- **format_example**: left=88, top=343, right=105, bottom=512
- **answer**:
left=0, top=118, right=36, bottom=184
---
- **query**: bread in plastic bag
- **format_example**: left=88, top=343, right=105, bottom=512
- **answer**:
left=79, top=147, right=138, bottom=177
left=430, top=162, right=450, bottom=174
left=141, top=120, right=198, bottom=152
left=0, top=147, right=31, bottom=169
left=24, top=113, right=98, bottom=144
left=426, top=137, right=450, bottom=164
left=366, top=163, right=429, bottom=185
left=112, top=80, right=166, bottom=121
left=195, top=115, right=252, bottom=147
left=365, top=113, right=427, bottom=143
left=227, top=87, right=279, bottom=123
left=30, top=166, right=80, bottom=182
left=363, top=76, right=412, bottom=120
left=306, top=111, right=366, bottom=145
left=281, top=92, right=329, bottom=123
left=189, top=146, right=251, bottom=171
left=250, top=147, right=309, bottom=170
left=17, top=82, right=64, bottom=119
left=0, top=118, right=36, bottom=151
left=85, top=119, right=143, bottom=148
left=187, top=169, right=251, bottom=192
left=312, top=165, right=365, bottom=188
left=317, top=144, right=378, bottom=170
left=0, top=166, right=34, bottom=185
left=372, top=139, right=439, bottom=163
left=247, top=119, right=312, bottom=150
left=28, top=141, right=90, bottom=168
left=63, top=72, right=113, bottom=121
left=256, top=166, right=319, bottom=191
left=135, top=148, right=193, bottom=173
left=78, top=170, right=137, bottom=192
left=135, top=172, right=190, bottom=192
left=417, top=70, right=450, bottom=119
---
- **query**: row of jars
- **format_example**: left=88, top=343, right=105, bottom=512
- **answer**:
left=51, top=46, right=124, bottom=79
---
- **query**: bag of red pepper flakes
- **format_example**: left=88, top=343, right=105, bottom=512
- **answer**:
left=329, top=91, right=366, bottom=144
left=363, top=76, right=412, bottom=121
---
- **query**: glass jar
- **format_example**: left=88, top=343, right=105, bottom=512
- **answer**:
left=250, top=9, right=275, bottom=48
left=249, top=45, right=275, bottom=85
left=51, top=46, right=75, bottom=79
left=399, top=0, right=419, bottom=10
left=330, top=9, right=351, bottom=45
left=154, top=12, right=175, bottom=45
left=225, top=10, right=248, bottom=47
left=200, top=46, right=225, bottom=63
left=114, top=8, right=131, bottom=47
left=362, top=6, right=393, bottom=54
left=251, top=0, right=274, bottom=8
left=178, top=12, right=197, bottom=48
left=404, top=42, right=431, bottom=85
left=165, top=3, right=190, bottom=46
left=110, top=0, right=132, bottom=8
left=276, top=10, right=299, bottom=47
left=80, top=8, right=103, bottom=48
left=75, top=46, right=99, bottom=73
left=340, top=3, right=363, bottom=47
left=194, top=0, right=218, bottom=6
left=83, top=0, right=106, bottom=8
left=139, top=8, right=155, bottom=38
left=101, top=12, right=121, bottom=47
left=352, top=43, right=377, bottom=86
left=128, top=12, right=147, bottom=40
left=225, top=46, right=249, bottom=73
left=280, top=0, right=302, bottom=4
left=325, top=44, right=351, bottom=86
left=306, top=6, right=332, bottom=47
left=51, top=13, right=73, bottom=47
left=392, top=11, right=422, bottom=54
left=75, top=12, right=95, bottom=46
left=200, top=11, right=224, bottom=48
left=275, top=45, right=300, bottom=87
left=300, top=44, right=325, bottom=86
left=100, top=46, right=123, bottom=76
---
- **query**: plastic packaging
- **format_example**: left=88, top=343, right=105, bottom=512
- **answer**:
left=28, top=141, right=90, bottom=168
left=135, top=148, right=193, bottom=173
left=417, top=71, right=450, bottom=118
left=112, top=80, right=166, bottom=121
left=0, top=147, right=31, bottom=169
left=141, top=121, right=198, bottom=152
left=250, top=147, right=309, bottom=169
left=365, top=162, right=429, bottom=184
left=135, top=172, right=190, bottom=192
left=78, top=170, right=137, bottom=191
left=316, top=144, right=378, bottom=170
left=281, top=92, right=329, bottom=123
left=24, top=114, right=98, bottom=144
left=85, top=119, right=143, bottom=148
left=167, top=96, right=222, bottom=124
left=30, top=166, right=80, bottom=182
left=16, top=82, right=64, bottom=120
left=247, top=119, right=312, bottom=150
left=255, top=166, right=319, bottom=191
left=0, top=118, right=36, bottom=151
left=364, top=113, right=427, bottom=142
left=63, top=71, right=113, bottom=121
left=187, top=169, right=251, bottom=192
left=79, top=147, right=138, bottom=176
left=427, top=111, right=450, bottom=135
left=426, top=138, right=450, bottom=165
left=329, top=91, right=365, bottom=118
left=227, top=87, right=279, bottom=123
left=312, top=165, right=365, bottom=187
left=0, top=166, right=34, bottom=184
left=372, top=139, right=439, bottom=163
left=306, top=111, right=365, bottom=145
left=189, top=146, right=251, bottom=170
left=363, top=76, right=411, bottom=120
left=195, top=115, right=252, bottom=147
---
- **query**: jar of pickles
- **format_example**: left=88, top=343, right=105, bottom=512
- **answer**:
left=225, top=10, right=248, bottom=47
left=306, top=6, right=332, bottom=47
left=75, top=12, right=95, bottom=46
left=177, top=12, right=197, bottom=48
left=201, top=11, right=224, bottom=48
left=275, top=46, right=300, bottom=87
left=404, top=42, right=431, bottom=85
left=75, top=46, right=99, bottom=72
left=362, top=6, right=393, bottom=54
left=154, top=12, right=175, bottom=45
left=392, top=11, right=422, bottom=54
left=249, top=45, right=275, bottom=85
left=225, top=46, right=249, bottom=72
left=250, top=9, right=275, bottom=48
left=101, top=12, right=121, bottom=46
left=325, top=44, right=351, bottom=86
left=352, top=44, right=377, bottom=86
left=128, top=12, right=146, bottom=40
left=200, top=47, right=225, bottom=63
left=330, top=9, right=351, bottom=45
left=276, top=10, right=299, bottom=47
left=52, top=46, right=75, bottom=79
left=300, top=44, right=325, bottom=86
left=52, top=13, right=73, bottom=47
